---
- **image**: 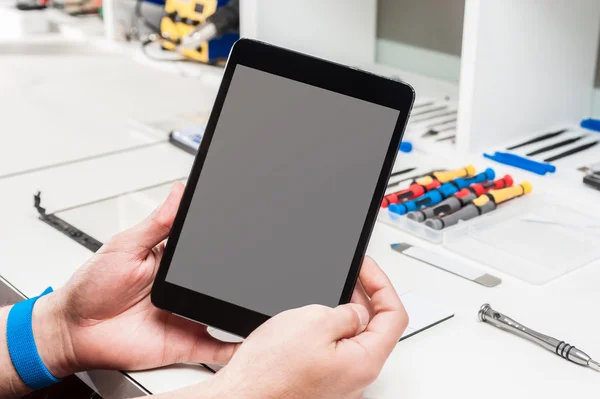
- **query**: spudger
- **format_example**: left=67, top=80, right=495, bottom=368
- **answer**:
left=506, top=129, right=568, bottom=150
left=544, top=141, right=599, bottom=163
left=390, top=167, right=417, bottom=178
left=526, top=135, right=587, bottom=156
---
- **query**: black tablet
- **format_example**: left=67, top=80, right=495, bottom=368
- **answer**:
left=152, top=39, right=414, bottom=337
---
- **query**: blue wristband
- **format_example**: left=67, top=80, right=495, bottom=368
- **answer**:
left=6, top=287, right=63, bottom=390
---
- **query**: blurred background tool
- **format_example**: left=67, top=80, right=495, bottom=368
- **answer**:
left=583, top=162, right=600, bottom=191
left=390, top=167, right=417, bottom=178
left=159, top=0, right=239, bottom=63
left=484, top=152, right=555, bottom=175
left=525, top=135, right=588, bottom=156
left=580, top=118, right=600, bottom=132
left=425, top=181, right=532, bottom=230
left=543, top=140, right=599, bottom=163
left=506, top=129, right=568, bottom=150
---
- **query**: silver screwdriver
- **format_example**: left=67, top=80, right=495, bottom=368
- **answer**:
left=479, top=304, right=600, bottom=372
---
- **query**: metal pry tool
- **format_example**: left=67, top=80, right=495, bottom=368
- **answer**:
left=479, top=304, right=600, bottom=372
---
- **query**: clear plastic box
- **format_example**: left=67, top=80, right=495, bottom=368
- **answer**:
left=379, top=194, right=600, bottom=285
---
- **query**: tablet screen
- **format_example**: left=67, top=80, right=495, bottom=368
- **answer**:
left=166, top=64, right=400, bottom=316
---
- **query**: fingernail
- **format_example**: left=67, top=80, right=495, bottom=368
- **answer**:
left=350, top=303, right=369, bottom=329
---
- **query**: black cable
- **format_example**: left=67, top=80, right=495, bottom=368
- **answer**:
left=141, top=38, right=188, bottom=62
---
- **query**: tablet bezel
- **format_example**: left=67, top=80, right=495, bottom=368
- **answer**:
left=152, top=39, right=414, bottom=338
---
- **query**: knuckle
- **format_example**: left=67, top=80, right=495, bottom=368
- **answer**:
left=344, top=307, right=360, bottom=332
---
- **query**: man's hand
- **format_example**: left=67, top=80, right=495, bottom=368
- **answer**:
left=198, top=256, right=409, bottom=399
left=33, top=182, right=241, bottom=378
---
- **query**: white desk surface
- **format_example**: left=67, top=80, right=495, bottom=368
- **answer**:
left=1, top=142, right=600, bottom=398
left=2, top=37, right=600, bottom=398
left=0, top=37, right=219, bottom=179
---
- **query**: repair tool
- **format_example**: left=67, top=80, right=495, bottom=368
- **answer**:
left=425, top=181, right=532, bottom=230
left=506, top=129, right=568, bottom=150
left=580, top=118, right=600, bottom=133
left=543, top=141, right=599, bottom=163
left=392, top=244, right=501, bottom=287
left=382, top=177, right=440, bottom=208
left=526, top=135, right=587, bottom=156
left=389, top=169, right=495, bottom=216
left=410, top=109, right=457, bottom=124
left=418, top=165, right=476, bottom=184
left=484, top=152, right=555, bottom=175
left=479, top=304, right=600, bottom=372
left=436, top=135, right=456, bottom=143
left=386, top=170, right=441, bottom=188
left=422, top=123, right=456, bottom=138
left=407, top=175, right=513, bottom=222
left=161, top=0, right=239, bottom=63
left=390, top=167, right=417, bottom=178
left=410, top=105, right=447, bottom=117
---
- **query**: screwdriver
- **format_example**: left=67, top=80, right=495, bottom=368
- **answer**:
left=407, top=175, right=513, bottom=222
left=526, top=135, right=587, bottom=156
left=389, top=168, right=495, bottom=216
left=381, top=177, right=440, bottom=208
left=479, top=304, right=600, bottom=372
left=425, top=181, right=532, bottom=230
left=506, top=129, right=567, bottom=150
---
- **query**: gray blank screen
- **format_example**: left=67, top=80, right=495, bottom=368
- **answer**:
left=166, top=65, right=400, bottom=316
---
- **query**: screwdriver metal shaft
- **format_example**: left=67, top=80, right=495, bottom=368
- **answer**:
left=479, top=304, right=600, bottom=372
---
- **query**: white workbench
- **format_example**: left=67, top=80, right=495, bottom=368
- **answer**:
left=2, top=34, right=600, bottom=399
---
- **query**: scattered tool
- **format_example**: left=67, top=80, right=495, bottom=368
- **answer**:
left=389, top=169, right=495, bottom=216
left=583, top=168, right=600, bottom=191
left=526, top=135, right=587, bottom=156
left=390, top=167, right=417, bottom=178
left=417, top=165, right=476, bottom=185
left=422, top=124, right=456, bottom=138
left=543, top=141, right=599, bottom=163
left=484, top=152, right=555, bottom=175
left=410, top=105, right=447, bottom=117
left=392, top=244, right=501, bottom=287
left=425, top=181, right=532, bottom=230
left=407, top=175, right=513, bottom=222
left=506, top=129, right=568, bottom=150
left=479, top=304, right=600, bottom=372
left=580, top=118, right=600, bottom=133
left=426, top=117, right=457, bottom=130
left=382, top=177, right=440, bottom=208
left=386, top=170, right=442, bottom=188
left=436, top=135, right=456, bottom=143
left=399, top=141, right=413, bottom=153
left=412, top=101, right=435, bottom=109
left=410, top=109, right=456, bottom=124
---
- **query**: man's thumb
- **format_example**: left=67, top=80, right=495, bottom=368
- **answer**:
left=328, top=303, right=370, bottom=340
left=109, top=182, right=185, bottom=254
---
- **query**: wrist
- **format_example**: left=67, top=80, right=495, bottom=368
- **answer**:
left=31, top=292, right=78, bottom=378
left=199, top=369, right=282, bottom=399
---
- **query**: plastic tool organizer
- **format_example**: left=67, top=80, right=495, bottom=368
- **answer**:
left=379, top=194, right=600, bottom=285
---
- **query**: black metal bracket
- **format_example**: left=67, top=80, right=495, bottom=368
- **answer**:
left=34, top=192, right=103, bottom=253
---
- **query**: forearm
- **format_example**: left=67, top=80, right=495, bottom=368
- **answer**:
left=140, top=373, right=259, bottom=399
left=0, top=294, right=77, bottom=399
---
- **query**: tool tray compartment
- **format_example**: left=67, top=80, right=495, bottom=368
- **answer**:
left=378, top=194, right=600, bottom=285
